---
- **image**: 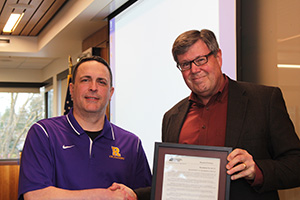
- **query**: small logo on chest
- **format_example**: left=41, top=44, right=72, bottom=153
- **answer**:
left=109, top=146, right=125, bottom=160
left=62, top=145, right=75, bottom=149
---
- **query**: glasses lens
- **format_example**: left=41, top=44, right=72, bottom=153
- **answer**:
left=181, top=62, right=191, bottom=70
left=194, top=57, right=208, bottom=66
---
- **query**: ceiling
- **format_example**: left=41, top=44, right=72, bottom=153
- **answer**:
left=0, top=0, right=68, bottom=37
left=0, top=0, right=129, bottom=70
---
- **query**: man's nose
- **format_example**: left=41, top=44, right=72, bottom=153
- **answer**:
left=190, top=62, right=201, bottom=73
left=89, top=81, right=97, bottom=91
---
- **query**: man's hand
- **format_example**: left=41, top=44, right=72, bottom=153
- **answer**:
left=109, top=183, right=137, bottom=200
left=226, top=148, right=256, bottom=181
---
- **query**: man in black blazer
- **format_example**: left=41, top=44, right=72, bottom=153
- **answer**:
left=162, top=29, right=300, bottom=200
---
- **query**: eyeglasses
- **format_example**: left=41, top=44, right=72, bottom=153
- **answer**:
left=176, top=51, right=214, bottom=71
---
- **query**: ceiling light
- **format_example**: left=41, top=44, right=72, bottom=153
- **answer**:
left=3, top=13, right=24, bottom=33
left=277, top=64, right=300, bottom=69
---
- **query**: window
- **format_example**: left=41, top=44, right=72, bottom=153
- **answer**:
left=45, top=88, right=54, bottom=118
left=0, top=90, right=45, bottom=159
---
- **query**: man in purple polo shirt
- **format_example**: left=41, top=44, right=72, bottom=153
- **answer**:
left=18, top=56, right=152, bottom=200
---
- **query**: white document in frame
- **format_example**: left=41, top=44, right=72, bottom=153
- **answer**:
left=161, top=154, right=220, bottom=200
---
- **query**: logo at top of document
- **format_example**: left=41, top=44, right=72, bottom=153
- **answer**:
left=169, top=157, right=182, bottom=162
left=62, top=145, right=75, bottom=149
left=109, top=146, right=125, bottom=160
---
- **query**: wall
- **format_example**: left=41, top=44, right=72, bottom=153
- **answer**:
left=0, top=68, right=43, bottom=82
left=240, top=0, right=300, bottom=199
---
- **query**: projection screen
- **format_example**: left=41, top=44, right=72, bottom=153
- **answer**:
left=109, top=0, right=236, bottom=168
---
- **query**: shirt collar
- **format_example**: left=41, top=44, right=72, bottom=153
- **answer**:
left=189, top=74, right=228, bottom=105
left=66, top=108, right=115, bottom=140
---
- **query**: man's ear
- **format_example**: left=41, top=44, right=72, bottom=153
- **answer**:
left=216, top=49, right=222, bottom=68
left=69, top=83, right=74, bottom=99
left=109, top=87, right=115, bottom=101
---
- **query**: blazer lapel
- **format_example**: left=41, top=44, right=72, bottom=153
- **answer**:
left=166, top=98, right=190, bottom=143
left=225, top=79, right=248, bottom=147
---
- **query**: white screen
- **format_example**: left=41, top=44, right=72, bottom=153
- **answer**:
left=109, top=0, right=236, bottom=168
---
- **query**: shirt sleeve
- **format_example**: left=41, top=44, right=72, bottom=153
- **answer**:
left=255, top=87, right=300, bottom=192
left=250, top=164, right=264, bottom=187
left=18, top=123, right=54, bottom=199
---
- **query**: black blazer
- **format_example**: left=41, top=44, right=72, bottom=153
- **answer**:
left=162, top=78, right=300, bottom=200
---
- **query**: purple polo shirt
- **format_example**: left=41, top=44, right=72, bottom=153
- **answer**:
left=18, top=108, right=152, bottom=199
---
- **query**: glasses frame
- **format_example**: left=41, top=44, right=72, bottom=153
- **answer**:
left=176, top=51, right=214, bottom=71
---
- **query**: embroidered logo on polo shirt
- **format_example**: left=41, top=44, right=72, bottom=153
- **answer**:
left=109, top=146, right=125, bottom=160
left=62, top=145, right=75, bottom=149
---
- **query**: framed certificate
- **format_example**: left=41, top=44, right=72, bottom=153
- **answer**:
left=151, top=142, right=232, bottom=200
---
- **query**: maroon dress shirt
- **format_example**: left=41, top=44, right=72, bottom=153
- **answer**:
left=179, top=76, right=228, bottom=146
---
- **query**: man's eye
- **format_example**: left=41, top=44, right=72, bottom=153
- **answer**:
left=195, top=57, right=206, bottom=64
left=98, top=80, right=107, bottom=85
left=181, top=63, right=190, bottom=68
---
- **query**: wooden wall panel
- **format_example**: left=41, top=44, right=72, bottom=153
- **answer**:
left=82, top=25, right=108, bottom=52
left=0, top=162, right=20, bottom=200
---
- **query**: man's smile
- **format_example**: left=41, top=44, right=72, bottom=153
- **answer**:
left=85, top=96, right=100, bottom=100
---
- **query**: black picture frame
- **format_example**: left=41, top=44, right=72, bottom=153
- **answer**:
left=151, top=142, right=232, bottom=200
